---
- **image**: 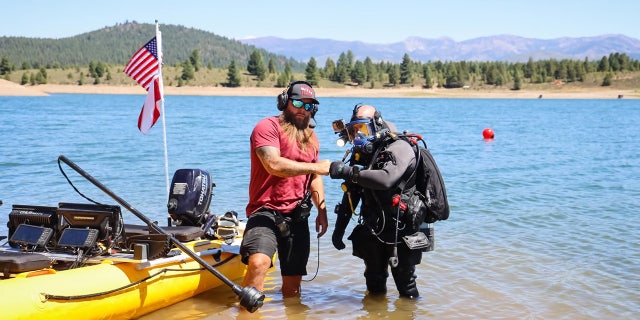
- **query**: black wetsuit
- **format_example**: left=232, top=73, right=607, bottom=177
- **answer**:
left=333, top=137, right=423, bottom=298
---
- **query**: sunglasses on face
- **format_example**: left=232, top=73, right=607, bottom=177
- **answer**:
left=291, top=99, right=316, bottom=111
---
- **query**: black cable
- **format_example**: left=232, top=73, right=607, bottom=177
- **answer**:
left=302, top=236, right=320, bottom=282
left=43, top=254, right=238, bottom=301
left=57, top=159, right=101, bottom=205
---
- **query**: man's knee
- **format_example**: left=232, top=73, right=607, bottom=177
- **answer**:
left=247, top=252, right=272, bottom=270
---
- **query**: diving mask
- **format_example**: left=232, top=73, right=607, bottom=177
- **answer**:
left=346, top=119, right=375, bottom=142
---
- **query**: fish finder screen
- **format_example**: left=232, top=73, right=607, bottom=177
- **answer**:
left=10, top=224, right=53, bottom=246
left=57, top=228, right=99, bottom=248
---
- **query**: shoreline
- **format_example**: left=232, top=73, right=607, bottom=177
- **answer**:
left=1, top=79, right=638, bottom=99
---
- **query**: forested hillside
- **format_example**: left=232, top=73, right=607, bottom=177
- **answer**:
left=0, top=21, right=304, bottom=71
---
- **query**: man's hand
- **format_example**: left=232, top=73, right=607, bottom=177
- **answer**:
left=329, top=161, right=352, bottom=180
left=316, top=159, right=331, bottom=176
left=315, top=210, right=328, bottom=238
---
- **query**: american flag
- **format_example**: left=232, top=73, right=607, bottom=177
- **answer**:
left=124, top=35, right=163, bottom=134
left=124, top=37, right=159, bottom=90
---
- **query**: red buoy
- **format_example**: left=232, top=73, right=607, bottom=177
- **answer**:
left=482, top=128, right=495, bottom=139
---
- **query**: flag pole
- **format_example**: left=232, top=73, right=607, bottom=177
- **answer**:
left=156, top=21, right=171, bottom=207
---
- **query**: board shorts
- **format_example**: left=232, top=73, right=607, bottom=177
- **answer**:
left=240, top=208, right=310, bottom=276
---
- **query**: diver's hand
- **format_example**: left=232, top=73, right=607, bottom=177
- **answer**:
left=330, top=161, right=352, bottom=180
left=332, top=229, right=346, bottom=250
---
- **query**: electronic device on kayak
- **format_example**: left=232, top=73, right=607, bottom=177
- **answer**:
left=7, top=205, right=58, bottom=249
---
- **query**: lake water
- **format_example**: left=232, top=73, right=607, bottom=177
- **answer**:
left=1, top=94, right=638, bottom=319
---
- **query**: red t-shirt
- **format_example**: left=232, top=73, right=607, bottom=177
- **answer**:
left=246, top=116, right=319, bottom=217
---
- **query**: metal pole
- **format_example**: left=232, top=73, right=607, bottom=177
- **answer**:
left=58, top=155, right=264, bottom=312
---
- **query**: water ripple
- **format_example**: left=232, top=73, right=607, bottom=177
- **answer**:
left=2, top=96, right=639, bottom=319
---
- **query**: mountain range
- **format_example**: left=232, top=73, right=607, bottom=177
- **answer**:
left=2, top=22, right=639, bottom=69
left=239, top=34, right=640, bottom=63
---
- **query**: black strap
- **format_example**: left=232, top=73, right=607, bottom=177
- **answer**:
left=397, top=140, right=420, bottom=192
left=303, top=173, right=313, bottom=195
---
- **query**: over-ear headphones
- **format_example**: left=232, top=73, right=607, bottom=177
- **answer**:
left=277, top=80, right=314, bottom=111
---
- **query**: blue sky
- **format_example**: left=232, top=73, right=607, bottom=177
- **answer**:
left=1, top=0, right=638, bottom=43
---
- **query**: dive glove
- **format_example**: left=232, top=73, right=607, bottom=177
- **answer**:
left=332, top=228, right=346, bottom=250
left=330, top=161, right=353, bottom=180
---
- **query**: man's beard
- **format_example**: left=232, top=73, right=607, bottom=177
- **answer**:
left=280, top=111, right=316, bottom=151
left=283, top=108, right=310, bottom=130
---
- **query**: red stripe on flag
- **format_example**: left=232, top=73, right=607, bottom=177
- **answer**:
left=137, top=77, right=162, bottom=134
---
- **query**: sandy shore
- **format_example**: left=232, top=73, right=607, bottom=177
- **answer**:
left=1, top=79, right=637, bottom=99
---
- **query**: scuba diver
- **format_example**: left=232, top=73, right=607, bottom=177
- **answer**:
left=329, top=104, right=428, bottom=299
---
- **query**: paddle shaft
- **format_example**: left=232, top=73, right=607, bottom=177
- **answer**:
left=57, top=155, right=254, bottom=298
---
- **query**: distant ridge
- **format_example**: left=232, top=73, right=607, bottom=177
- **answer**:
left=239, top=34, right=640, bottom=63
left=2, top=22, right=639, bottom=68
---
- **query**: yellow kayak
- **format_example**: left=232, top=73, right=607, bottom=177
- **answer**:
left=0, top=157, right=266, bottom=318
left=0, top=229, right=247, bottom=320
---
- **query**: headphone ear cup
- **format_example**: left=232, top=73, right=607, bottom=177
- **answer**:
left=352, top=103, right=363, bottom=119
left=277, top=92, right=287, bottom=111
left=309, top=104, right=318, bottom=117
left=374, top=111, right=383, bottom=125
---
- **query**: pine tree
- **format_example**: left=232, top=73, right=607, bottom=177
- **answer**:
left=598, top=56, right=610, bottom=72
left=247, top=50, right=267, bottom=81
left=324, top=58, right=336, bottom=80
left=525, top=57, right=535, bottom=79
left=351, top=60, right=366, bottom=85
left=277, top=73, right=289, bottom=87
left=181, top=60, right=195, bottom=81
left=388, top=65, right=400, bottom=86
left=305, top=57, right=319, bottom=85
left=35, top=67, right=47, bottom=84
left=268, top=58, right=276, bottom=74
left=601, top=73, right=612, bottom=86
left=276, top=62, right=293, bottom=87
left=512, top=70, right=521, bottom=90
left=0, top=57, right=11, bottom=75
left=423, top=65, right=432, bottom=88
left=364, top=57, right=375, bottom=82
left=189, top=50, right=201, bottom=72
left=335, top=52, right=350, bottom=83
left=399, top=53, right=412, bottom=84
left=226, top=60, right=241, bottom=87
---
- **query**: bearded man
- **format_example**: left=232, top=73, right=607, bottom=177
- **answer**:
left=239, top=81, right=331, bottom=305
